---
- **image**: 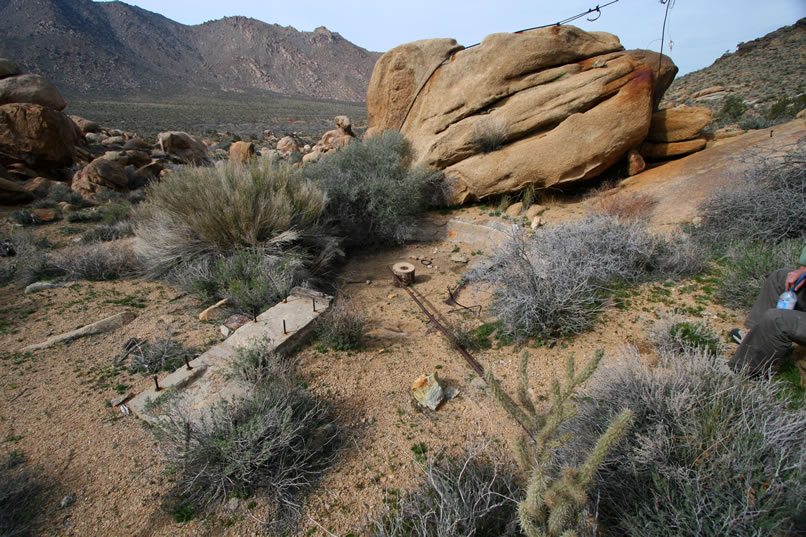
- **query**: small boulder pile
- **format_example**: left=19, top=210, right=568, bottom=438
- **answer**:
left=303, top=115, right=355, bottom=164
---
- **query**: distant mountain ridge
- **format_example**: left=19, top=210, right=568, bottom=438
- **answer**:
left=0, top=0, right=380, bottom=102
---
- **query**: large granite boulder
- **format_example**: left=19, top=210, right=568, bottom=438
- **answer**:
left=156, top=131, right=209, bottom=165
left=367, top=26, right=678, bottom=203
left=0, top=103, right=83, bottom=169
left=0, top=74, right=66, bottom=111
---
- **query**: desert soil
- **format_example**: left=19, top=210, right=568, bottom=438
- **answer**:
left=0, top=197, right=745, bottom=537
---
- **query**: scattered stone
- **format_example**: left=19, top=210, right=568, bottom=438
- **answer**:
left=229, top=141, right=256, bottom=166
left=525, top=204, right=545, bottom=220
left=109, top=392, right=135, bottom=406
left=30, top=208, right=59, bottom=222
left=22, top=311, right=137, bottom=352
left=122, top=137, right=151, bottom=151
left=24, top=281, right=64, bottom=294
left=450, top=252, right=468, bottom=264
left=102, top=136, right=126, bottom=146
left=627, top=148, right=646, bottom=176
left=156, top=131, right=209, bottom=164
left=199, top=298, right=231, bottom=322
left=505, top=201, right=523, bottom=217
left=60, top=494, right=76, bottom=509
left=68, top=115, right=100, bottom=134
left=530, top=216, right=544, bottom=229
left=276, top=136, right=299, bottom=153
left=411, top=374, right=444, bottom=410
left=225, top=497, right=240, bottom=511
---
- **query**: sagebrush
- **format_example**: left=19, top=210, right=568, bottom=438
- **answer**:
left=315, top=298, right=366, bottom=351
left=558, top=347, right=806, bottom=536
left=134, top=160, right=339, bottom=277
left=153, top=344, right=338, bottom=527
left=303, top=130, right=444, bottom=246
left=0, top=452, right=46, bottom=537
left=469, top=216, right=703, bottom=340
left=370, top=450, right=521, bottom=537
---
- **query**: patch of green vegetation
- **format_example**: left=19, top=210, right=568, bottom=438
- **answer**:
left=777, top=360, right=805, bottom=408
left=410, top=443, right=427, bottom=463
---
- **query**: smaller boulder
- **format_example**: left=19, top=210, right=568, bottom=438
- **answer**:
left=0, top=74, right=66, bottom=110
left=22, top=176, right=57, bottom=198
left=0, top=59, right=20, bottom=79
left=136, top=160, right=164, bottom=179
left=411, top=374, right=444, bottom=411
left=0, top=177, right=34, bottom=205
left=69, top=115, right=100, bottom=134
left=525, top=204, right=545, bottom=220
left=302, top=150, right=323, bottom=164
left=122, top=137, right=151, bottom=152
left=229, top=141, right=256, bottom=166
left=640, top=137, right=707, bottom=160
left=71, top=157, right=128, bottom=196
left=100, top=150, right=151, bottom=168
left=276, top=136, right=299, bottom=153
left=627, top=149, right=646, bottom=176
left=646, top=106, right=712, bottom=143
left=505, top=201, right=523, bottom=218
left=156, top=131, right=209, bottom=164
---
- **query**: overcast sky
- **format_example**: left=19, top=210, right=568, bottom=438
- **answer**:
left=98, top=0, right=805, bottom=76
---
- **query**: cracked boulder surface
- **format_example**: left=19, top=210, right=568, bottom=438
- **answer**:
left=366, top=25, right=677, bottom=204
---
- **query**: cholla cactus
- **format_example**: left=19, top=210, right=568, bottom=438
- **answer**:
left=486, top=349, right=633, bottom=537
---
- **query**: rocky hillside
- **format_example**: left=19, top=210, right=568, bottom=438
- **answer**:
left=663, top=18, right=805, bottom=115
left=0, top=0, right=380, bottom=102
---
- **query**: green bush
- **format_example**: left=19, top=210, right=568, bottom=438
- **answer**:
left=315, top=298, right=366, bottom=351
left=653, top=318, right=723, bottom=357
left=370, top=452, right=520, bottom=537
left=303, top=130, right=443, bottom=246
left=558, top=347, right=806, bottom=537
left=154, top=344, right=338, bottom=527
left=714, top=239, right=803, bottom=308
left=134, top=161, right=339, bottom=278
left=718, top=95, right=748, bottom=121
left=213, top=248, right=300, bottom=320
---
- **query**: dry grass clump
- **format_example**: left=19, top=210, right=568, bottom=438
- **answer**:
left=127, top=334, right=196, bottom=374
left=370, top=449, right=521, bottom=537
left=588, top=189, right=658, bottom=222
left=134, top=161, right=339, bottom=277
left=471, top=117, right=509, bottom=153
left=557, top=347, right=806, bottom=537
left=52, top=241, right=138, bottom=281
left=154, top=342, right=338, bottom=528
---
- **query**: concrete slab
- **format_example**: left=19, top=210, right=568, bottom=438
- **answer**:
left=129, top=288, right=332, bottom=424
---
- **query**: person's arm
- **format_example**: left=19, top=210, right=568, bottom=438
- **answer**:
left=787, top=247, right=806, bottom=291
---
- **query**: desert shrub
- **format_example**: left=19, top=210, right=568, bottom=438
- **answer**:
left=370, top=451, right=521, bottom=537
left=315, top=298, right=365, bottom=351
left=0, top=452, right=46, bottom=537
left=738, top=114, right=775, bottom=130
left=128, top=335, right=196, bottom=374
left=694, top=141, right=806, bottom=247
left=97, top=202, right=132, bottom=224
left=469, top=216, right=703, bottom=340
left=52, top=241, right=138, bottom=281
left=714, top=239, right=802, bottom=308
left=134, top=160, right=338, bottom=278
left=717, top=95, right=748, bottom=121
left=651, top=318, right=723, bottom=357
left=66, top=210, right=103, bottom=223
left=154, top=344, right=338, bottom=527
left=0, top=230, right=63, bottom=285
left=81, top=221, right=134, bottom=243
left=588, top=190, right=658, bottom=222
left=303, top=130, right=443, bottom=246
left=229, top=340, right=291, bottom=387
left=10, top=210, right=47, bottom=226
left=558, top=347, right=806, bottom=537
left=212, top=248, right=301, bottom=319
left=471, top=117, right=508, bottom=153
left=45, top=183, right=86, bottom=206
